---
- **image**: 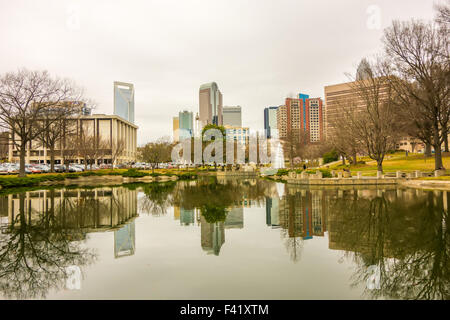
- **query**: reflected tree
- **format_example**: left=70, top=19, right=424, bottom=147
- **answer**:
left=0, top=193, right=97, bottom=299
left=139, top=182, right=176, bottom=216
left=328, top=189, right=450, bottom=300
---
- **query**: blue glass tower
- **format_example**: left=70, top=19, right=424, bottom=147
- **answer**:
left=298, top=93, right=309, bottom=132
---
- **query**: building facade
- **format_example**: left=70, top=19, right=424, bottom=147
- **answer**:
left=223, top=106, right=242, bottom=127
left=224, top=125, right=249, bottom=145
left=114, top=82, right=135, bottom=124
left=173, top=116, right=179, bottom=142
left=276, top=96, right=324, bottom=143
left=8, top=114, right=138, bottom=165
left=199, top=82, right=223, bottom=128
left=178, top=110, right=194, bottom=141
left=264, top=106, right=278, bottom=138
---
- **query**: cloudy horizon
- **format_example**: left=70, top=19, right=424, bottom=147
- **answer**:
left=0, top=0, right=440, bottom=145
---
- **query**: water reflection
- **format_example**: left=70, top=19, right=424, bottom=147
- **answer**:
left=0, top=186, right=138, bottom=299
left=326, top=188, right=449, bottom=300
left=0, top=179, right=448, bottom=300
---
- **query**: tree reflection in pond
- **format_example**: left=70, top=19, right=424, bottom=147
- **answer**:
left=0, top=192, right=96, bottom=299
left=0, top=186, right=138, bottom=299
left=327, top=188, right=450, bottom=300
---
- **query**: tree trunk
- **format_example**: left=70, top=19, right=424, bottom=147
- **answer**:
left=84, top=158, right=88, bottom=171
left=377, top=161, right=383, bottom=172
left=433, top=128, right=444, bottom=170
left=352, top=152, right=357, bottom=165
left=425, top=143, right=432, bottom=157
left=50, top=146, right=55, bottom=173
left=445, top=133, right=449, bottom=153
left=19, top=143, right=26, bottom=177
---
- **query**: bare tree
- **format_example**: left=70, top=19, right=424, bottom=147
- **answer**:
left=382, top=19, right=450, bottom=170
left=35, top=106, right=81, bottom=172
left=61, top=133, right=81, bottom=170
left=435, top=0, right=450, bottom=26
left=0, top=69, right=86, bottom=176
left=140, top=137, right=172, bottom=173
left=281, top=130, right=309, bottom=168
left=0, top=130, right=9, bottom=161
left=111, top=138, right=126, bottom=168
left=329, top=97, right=364, bottom=166
left=77, top=133, right=109, bottom=170
left=347, top=60, right=399, bottom=172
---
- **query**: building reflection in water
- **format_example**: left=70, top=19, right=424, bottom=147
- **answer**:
left=0, top=186, right=138, bottom=299
left=267, top=185, right=449, bottom=299
left=172, top=205, right=244, bottom=256
left=114, top=221, right=136, bottom=258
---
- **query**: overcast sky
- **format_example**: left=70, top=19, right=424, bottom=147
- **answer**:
left=0, top=0, right=440, bottom=145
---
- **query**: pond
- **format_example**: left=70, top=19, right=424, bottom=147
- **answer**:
left=0, top=177, right=448, bottom=300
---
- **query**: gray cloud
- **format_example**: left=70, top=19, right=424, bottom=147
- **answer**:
left=0, top=0, right=437, bottom=144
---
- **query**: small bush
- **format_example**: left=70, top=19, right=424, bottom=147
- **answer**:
left=323, top=150, right=339, bottom=164
left=64, top=173, right=79, bottom=179
left=121, top=168, right=148, bottom=178
left=276, top=169, right=290, bottom=176
left=177, top=172, right=198, bottom=180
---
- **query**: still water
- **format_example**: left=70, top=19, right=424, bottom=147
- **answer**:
left=0, top=177, right=448, bottom=300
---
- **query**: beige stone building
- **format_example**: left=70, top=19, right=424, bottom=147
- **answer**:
left=8, top=114, right=138, bottom=165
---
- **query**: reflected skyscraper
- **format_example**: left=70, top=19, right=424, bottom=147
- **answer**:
left=180, top=208, right=195, bottom=226
left=114, top=221, right=136, bottom=258
left=278, top=189, right=326, bottom=240
left=200, top=214, right=225, bottom=256
left=224, top=207, right=243, bottom=229
left=266, top=197, right=280, bottom=228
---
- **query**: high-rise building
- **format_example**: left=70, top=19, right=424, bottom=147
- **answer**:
left=223, top=106, right=242, bottom=127
left=324, top=80, right=389, bottom=140
left=224, top=125, right=249, bottom=145
left=178, top=110, right=194, bottom=141
left=306, top=98, right=324, bottom=143
left=173, top=116, right=179, bottom=142
left=114, top=82, right=135, bottom=123
left=276, top=96, right=324, bottom=142
left=264, top=106, right=278, bottom=138
left=298, top=93, right=309, bottom=134
left=199, top=82, right=223, bottom=128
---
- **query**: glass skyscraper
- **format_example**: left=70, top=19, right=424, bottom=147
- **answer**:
left=264, top=106, right=278, bottom=138
left=178, top=110, right=193, bottom=141
left=114, top=81, right=135, bottom=123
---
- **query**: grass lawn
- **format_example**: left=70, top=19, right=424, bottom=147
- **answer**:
left=326, top=152, right=450, bottom=176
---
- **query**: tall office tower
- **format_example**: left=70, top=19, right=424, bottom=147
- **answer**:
left=276, top=98, right=302, bottom=140
left=173, top=116, right=179, bottom=142
left=222, top=106, right=242, bottom=126
left=324, top=80, right=390, bottom=140
left=298, top=93, right=310, bottom=134
left=178, top=110, right=194, bottom=141
left=199, top=82, right=223, bottom=128
left=305, top=98, right=324, bottom=142
left=276, top=97, right=323, bottom=143
left=114, top=82, right=135, bottom=123
left=264, top=106, right=278, bottom=138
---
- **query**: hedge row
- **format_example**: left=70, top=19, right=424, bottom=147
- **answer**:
left=0, top=169, right=198, bottom=189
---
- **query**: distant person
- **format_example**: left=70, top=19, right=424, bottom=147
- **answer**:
left=303, top=164, right=306, bottom=170
left=406, top=150, right=409, bottom=157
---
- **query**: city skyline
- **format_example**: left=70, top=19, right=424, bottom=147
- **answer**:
left=0, top=0, right=438, bottom=145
